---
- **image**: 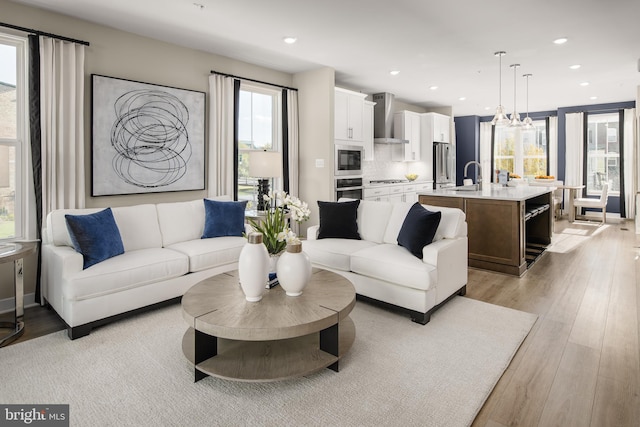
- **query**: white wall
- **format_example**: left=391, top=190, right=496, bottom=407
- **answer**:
left=293, top=68, right=335, bottom=230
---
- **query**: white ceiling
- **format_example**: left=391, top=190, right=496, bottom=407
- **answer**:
left=12, top=0, right=640, bottom=116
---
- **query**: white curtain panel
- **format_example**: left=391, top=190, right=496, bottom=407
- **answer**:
left=208, top=74, right=235, bottom=198
left=479, top=122, right=493, bottom=184
left=548, top=116, right=558, bottom=178
left=39, top=36, right=85, bottom=215
left=564, top=112, right=584, bottom=204
left=623, top=108, right=636, bottom=218
left=285, top=89, right=301, bottom=235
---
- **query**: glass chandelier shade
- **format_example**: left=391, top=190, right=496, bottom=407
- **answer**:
left=491, top=51, right=510, bottom=126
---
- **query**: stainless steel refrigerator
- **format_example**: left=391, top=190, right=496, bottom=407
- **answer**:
left=433, top=142, right=455, bottom=189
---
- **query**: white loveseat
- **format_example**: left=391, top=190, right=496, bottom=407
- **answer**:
left=42, top=197, right=246, bottom=339
left=302, top=200, right=468, bottom=324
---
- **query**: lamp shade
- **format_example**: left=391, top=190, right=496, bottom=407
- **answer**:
left=249, top=151, right=282, bottom=178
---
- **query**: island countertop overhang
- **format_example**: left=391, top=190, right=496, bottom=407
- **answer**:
left=419, top=185, right=553, bottom=202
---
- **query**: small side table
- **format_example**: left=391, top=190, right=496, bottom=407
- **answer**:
left=0, top=241, right=37, bottom=347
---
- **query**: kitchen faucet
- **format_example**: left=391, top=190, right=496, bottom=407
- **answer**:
left=463, top=161, right=483, bottom=190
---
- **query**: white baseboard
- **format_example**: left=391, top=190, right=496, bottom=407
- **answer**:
left=0, top=293, right=38, bottom=315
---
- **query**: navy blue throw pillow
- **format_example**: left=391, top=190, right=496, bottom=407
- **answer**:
left=317, top=200, right=361, bottom=240
left=65, top=208, right=125, bottom=269
left=397, top=203, right=442, bottom=259
left=202, top=199, right=248, bottom=238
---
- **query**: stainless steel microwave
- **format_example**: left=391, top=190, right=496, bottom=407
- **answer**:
left=335, top=144, right=363, bottom=176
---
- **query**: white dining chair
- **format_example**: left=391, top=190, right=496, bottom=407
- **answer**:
left=573, top=183, right=608, bottom=224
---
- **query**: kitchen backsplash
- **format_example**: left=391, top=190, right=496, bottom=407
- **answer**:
left=363, top=144, right=430, bottom=182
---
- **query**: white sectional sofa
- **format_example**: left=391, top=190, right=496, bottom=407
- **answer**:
left=42, top=197, right=246, bottom=339
left=302, top=199, right=468, bottom=324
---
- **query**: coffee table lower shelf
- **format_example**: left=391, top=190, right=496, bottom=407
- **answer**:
left=182, top=317, right=355, bottom=382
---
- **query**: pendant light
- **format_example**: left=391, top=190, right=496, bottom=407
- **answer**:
left=522, top=73, right=535, bottom=129
left=508, top=64, right=522, bottom=127
left=491, top=51, right=509, bottom=126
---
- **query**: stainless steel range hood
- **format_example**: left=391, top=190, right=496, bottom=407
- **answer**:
left=372, top=92, right=409, bottom=144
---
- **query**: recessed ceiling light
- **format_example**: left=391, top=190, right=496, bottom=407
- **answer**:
left=553, top=37, right=568, bottom=44
left=458, top=97, right=466, bottom=101
left=429, top=85, right=438, bottom=90
left=580, top=81, right=590, bottom=86
left=569, top=64, right=581, bottom=70
left=390, top=70, right=400, bottom=76
left=590, top=96, right=598, bottom=100
left=283, top=37, right=297, bottom=44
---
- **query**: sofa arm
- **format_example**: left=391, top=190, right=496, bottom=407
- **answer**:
left=42, top=244, right=83, bottom=299
left=422, top=237, right=468, bottom=303
left=306, top=225, right=319, bottom=240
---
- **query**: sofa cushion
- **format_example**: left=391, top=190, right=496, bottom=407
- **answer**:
left=65, top=208, right=125, bottom=269
left=397, top=203, right=442, bottom=259
left=317, top=200, right=361, bottom=239
left=202, top=199, right=248, bottom=238
left=350, top=244, right=437, bottom=291
left=383, top=202, right=414, bottom=244
left=156, top=199, right=205, bottom=247
left=167, top=236, right=246, bottom=272
left=356, top=200, right=394, bottom=243
left=302, top=238, right=377, bottom=272
left=111, top=204, right=163, bottom=251
left=420, top=204, right=467, bottom=240
left=63, top=248, right=189, bottom=301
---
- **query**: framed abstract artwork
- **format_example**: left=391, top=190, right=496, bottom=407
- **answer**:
left=91, top=74, right=206, bottom=196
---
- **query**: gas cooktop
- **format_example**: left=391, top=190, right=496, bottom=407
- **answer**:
left=369, top=179, right=409, bottom=184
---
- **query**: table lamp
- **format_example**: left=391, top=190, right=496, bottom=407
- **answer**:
left=248, top=150, right=282, bottom=211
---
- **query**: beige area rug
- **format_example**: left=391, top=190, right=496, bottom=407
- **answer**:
left=0, top=297, right=536, bottom=427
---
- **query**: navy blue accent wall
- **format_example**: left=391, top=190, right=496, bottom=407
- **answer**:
left=454, top=116, right=480, bottom=186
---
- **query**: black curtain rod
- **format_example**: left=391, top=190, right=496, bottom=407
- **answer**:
left=0, top=21, right=90, bottom=46
left=211, top=70, right=297, bottom=91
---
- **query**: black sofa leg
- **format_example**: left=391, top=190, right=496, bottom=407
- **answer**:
left=458, top=285, right=467, bottom=296
left=68, top=324, right=92, bottom=340
left=411, top=312, right=430, bottom=325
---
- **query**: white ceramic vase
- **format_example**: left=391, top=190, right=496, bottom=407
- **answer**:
left=276, top=242, right=312, bottom=296
left=238, top=232, right=269, bottom=302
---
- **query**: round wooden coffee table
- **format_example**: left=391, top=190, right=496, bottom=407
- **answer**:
left=181, top=268, right=356, bottom=382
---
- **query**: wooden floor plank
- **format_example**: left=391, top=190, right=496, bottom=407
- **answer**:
left=536, top=342, right=600, bottom=427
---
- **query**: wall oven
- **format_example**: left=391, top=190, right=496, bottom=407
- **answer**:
left=335, top=177, right=363, bottom=200
left=335, top=144, right=363, bottom=176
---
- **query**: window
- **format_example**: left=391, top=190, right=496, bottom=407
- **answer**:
left=586, top=113, right=619, bottom=196
left=0, top=34, right=27, bottom=241
left=237, top=83, right=282, bottom=205
left=493, top=120, right=547, bottom=179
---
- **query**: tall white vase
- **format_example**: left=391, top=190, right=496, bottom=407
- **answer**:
left=276, top=242, right=312, bottom=296
left=238, top=232, right=269, bottom=302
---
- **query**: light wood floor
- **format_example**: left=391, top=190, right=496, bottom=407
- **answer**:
left=470, top=217, right=640, bottom=427
left=4, top=217, right=639, bottom=426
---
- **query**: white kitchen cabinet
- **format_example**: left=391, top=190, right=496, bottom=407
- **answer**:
left=335, top=87, right=366, bottom=143
left=403, top=184, right=418, bottom=203
left=392, top=111, right=421, bottom=161
left=362, top=101, right=375, bottom=161
left=364, top=186, right=390, bottom=202
left=364, top=183, right=423, bottom=203
left=422, top=112, right=451, bottom=144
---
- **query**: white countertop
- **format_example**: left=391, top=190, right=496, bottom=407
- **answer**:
left=365, top=180, right=433, bottom=189
left=420, top=184, right=552, bottom=202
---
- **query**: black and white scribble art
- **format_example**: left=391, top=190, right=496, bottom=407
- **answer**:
left=92, top=75, right=205, bottom=196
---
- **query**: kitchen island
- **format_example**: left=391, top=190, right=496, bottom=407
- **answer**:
left=419, top=185, right=553, bottom=276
